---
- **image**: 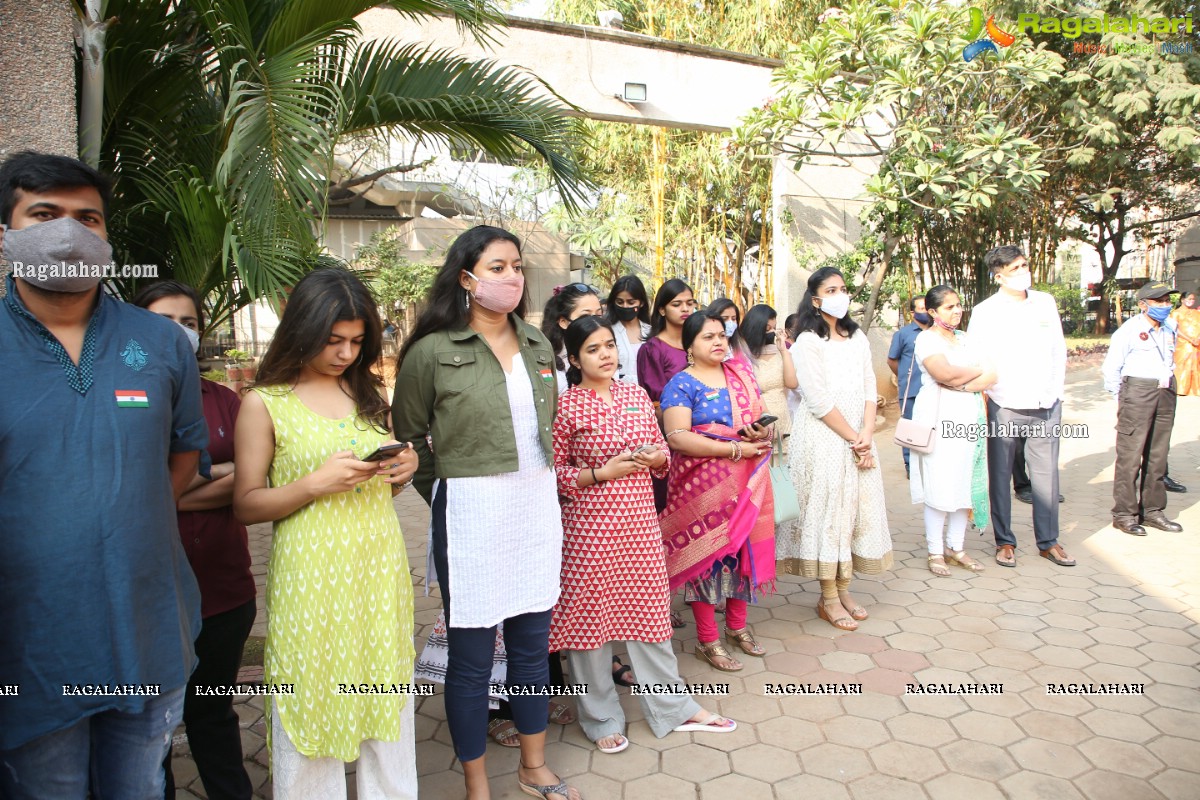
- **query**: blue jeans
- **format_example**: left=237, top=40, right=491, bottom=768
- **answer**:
left=432, top=481, right=552, bottom=763
left=0, top=685, right=184, bottom=800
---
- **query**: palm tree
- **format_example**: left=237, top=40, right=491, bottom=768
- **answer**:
left=91, top=0, right=588, bottom=330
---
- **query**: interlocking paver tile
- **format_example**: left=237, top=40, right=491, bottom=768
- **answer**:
left=1006, top=738, right=1092, bottom=779
left=620, top=772, right=694, bottom=799
left=925, top=772, right=1007, bottom=800
left=847, top=772, right=928, bottom=800
left=799, top=742, right=874, bottom=782
left=729, top=743, right=801, bottom=782
left=1079, top=708, right=1159, bottom=743
left=869, top=740, right=946, bottom=782
left=698, top=773, right=773, bottom=800
left=661, top=743, right=731, bottom=781
left=1073, top=770, right=1168, bottom=800
left=822, top=715, right=889, bottom=748
left=771, top=773, right=852, bottom=800
left=841, top=692, right=905, bottom=721
left=949, top=712, right=1023, bottom=746
left=755, top=715, right=823, bottom=750
left=1014, top=710, right=1092, bottom=744
left=1078, top=737, right=1164, bottom=778
left=998, top=770, right=1087, bottom=800
left=818, top=651, right=875, bottom=674
left=1151, top=769, right=1200, bottom=800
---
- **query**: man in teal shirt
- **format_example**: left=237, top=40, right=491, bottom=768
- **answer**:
left=0, top=151, right=206, bottom=798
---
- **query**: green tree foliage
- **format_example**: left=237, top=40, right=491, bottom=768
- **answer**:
left=356, top=227, right=441, bottom=321
left=736, top=0, right=1064, bottom=322
left=93, top=0, right=588, bottom=331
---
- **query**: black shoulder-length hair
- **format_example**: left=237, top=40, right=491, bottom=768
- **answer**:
left=924, top=284, right=959, bottom=314
left=542, top=283, right=600, bottom=371
left=131, top=279, right=205, bottom=329
left=251, top=267, right=389, bottom=432
left=605, top=274, right=652, bottom=328
left=398, top=225, right=526, bottom=368
left=739, top=303, right=777, bottom=359
left=793, top=266, right=860, bottom=341
left=649, top=278, right=694, bottom=337
left=681, top=309, right=724, bottom=351
left=563, top=315, right=614, bottom=386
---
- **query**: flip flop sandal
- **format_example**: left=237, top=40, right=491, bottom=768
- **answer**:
left=670, top=610, right=685, bottom=628
left=595, top=733, right=629, bottom=754
left=487, top=717, right=520, bottom=748
left=995, top=545, right=1016, bottom=568
left=547, top=700, right=576, bottom=725
left=611, top=657, right=636, bottom=687
left=518, top=775, right=582, bottom=800
left=672, top=712, right=738, bottom=733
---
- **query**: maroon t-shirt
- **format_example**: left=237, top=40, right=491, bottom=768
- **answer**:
left=178, top=380, right=256, bottom=618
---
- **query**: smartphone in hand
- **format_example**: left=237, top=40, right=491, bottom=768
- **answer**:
left=362, top=442, right=411, bottom=462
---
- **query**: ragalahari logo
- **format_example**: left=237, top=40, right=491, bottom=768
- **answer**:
left=963, top=8, right=1016, bottom=61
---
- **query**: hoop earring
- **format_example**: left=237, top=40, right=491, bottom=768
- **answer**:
left=686, top=350, right=695, bottom=367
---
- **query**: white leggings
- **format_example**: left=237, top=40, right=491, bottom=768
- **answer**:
left=924, top=505, right=968, bottom=555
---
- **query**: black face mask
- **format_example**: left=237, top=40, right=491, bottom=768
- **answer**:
left=614, top=306, right=639, bottom=322
left=764, top=331, right=776, bottom=345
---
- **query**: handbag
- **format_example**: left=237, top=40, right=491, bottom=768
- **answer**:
left=769, top=432, right=801, bottom=524
left=893, top=347, right=938, bottom=455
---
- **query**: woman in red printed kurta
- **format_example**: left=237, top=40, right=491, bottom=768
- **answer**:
left=550, top=317, right=735, bottom=754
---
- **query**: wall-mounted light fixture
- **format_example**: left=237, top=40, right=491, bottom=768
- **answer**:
left=621, top=82, right=647, bottom=103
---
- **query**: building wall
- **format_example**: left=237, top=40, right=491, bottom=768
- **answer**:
left=0, top=0, right=78, bottom=296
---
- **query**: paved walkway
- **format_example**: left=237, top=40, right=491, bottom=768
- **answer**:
left=172, top=362, right=1200, bottom=799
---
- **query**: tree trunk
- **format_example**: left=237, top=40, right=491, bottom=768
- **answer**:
left=861, top=232, right=899, bottom=332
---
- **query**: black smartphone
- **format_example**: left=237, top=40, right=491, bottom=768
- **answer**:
left=752, top=414, right=779, bottom=428
left=362, top=442, right=411, bottom=462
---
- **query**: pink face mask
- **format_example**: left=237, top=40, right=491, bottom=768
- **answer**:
left=465, top=271, right=524, bottom=314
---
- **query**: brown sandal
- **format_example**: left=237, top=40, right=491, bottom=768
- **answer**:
left=695, top=640, right=743, bottom=672
left=724, top=627, right=766, bottom=657
left=995, top=544, right=1016, bottom=567
left=816, top=600, right=857, bottom=631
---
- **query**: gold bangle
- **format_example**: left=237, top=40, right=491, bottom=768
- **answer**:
left=666, top=428, right=689, bottom=439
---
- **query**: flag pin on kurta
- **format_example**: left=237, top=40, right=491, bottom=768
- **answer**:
left=115, top=389, right=149, bottom=408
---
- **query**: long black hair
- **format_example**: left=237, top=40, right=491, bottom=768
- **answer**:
left=251, top=267, right=389, bottom=432
left=563, top=315, right=614, bottom=386
left=541, top=283, right=600, bottom=371
left=649, top=278, right=693, bottom=337
left=398, top=225, right=525, bottom=368
left=793, top=267, right=860, bottom=341
left=740, top=303, right=777, bottom=359
left=605, top=274, right=651, bottom=328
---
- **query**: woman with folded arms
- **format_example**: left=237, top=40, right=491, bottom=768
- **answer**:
left=392, top=225, right=579, bottom=800
left=659, top=312, right=775, bottom=672
left=910, top=284, right=994, bottom=576
left=551, top=316, right=737, bottom=752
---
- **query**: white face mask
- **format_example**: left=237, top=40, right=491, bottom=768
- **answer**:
left=176, top=321, right=200, bottom=354
left=818, top=292, right=850, bottom=319
left=724, top=320, right=738, bottom=338
left=1000, top=270, right=1032, bottom=292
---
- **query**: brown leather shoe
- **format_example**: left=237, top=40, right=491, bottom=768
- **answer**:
left=995, top=545, right=1016, bottom=567
left=1039, top=544, right=1076, bottom=566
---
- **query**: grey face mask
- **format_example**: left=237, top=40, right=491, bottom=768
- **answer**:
left=2, top=217, right=114, bottom=293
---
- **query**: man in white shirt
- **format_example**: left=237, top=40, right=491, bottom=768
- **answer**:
left=969, top=246, right=1074, bottom=568
left=1100, top=281, right=1183, bottom=535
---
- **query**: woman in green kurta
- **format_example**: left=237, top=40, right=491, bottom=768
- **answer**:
left=234, top=268, right=418, bottom=799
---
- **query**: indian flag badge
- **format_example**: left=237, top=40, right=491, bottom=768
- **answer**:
left=704, top=390, right=720, bottom=402
left=539, top=369, right=554, bottom=383
left=115, top=389, right=149, bottom=408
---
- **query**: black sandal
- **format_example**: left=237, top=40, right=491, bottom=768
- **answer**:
left=611, top=657, right=636, bottom=688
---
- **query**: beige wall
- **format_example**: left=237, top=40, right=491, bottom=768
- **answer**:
left=0, top=0, right=78, bottom=296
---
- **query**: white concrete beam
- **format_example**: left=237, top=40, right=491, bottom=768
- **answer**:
left=355, top=10, right=780, bottom=133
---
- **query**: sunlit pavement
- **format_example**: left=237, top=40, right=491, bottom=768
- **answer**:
left=172, top=360, right=1200, bottom=799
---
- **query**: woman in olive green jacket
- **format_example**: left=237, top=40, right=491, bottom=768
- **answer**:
left=393, top=225, right=580, bottom=800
